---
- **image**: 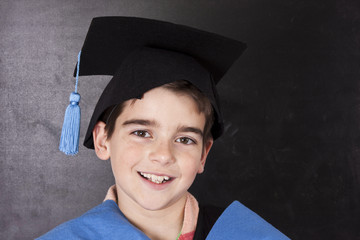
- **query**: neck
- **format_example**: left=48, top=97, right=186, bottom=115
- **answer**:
left=116, top=188, right=187, bottom=240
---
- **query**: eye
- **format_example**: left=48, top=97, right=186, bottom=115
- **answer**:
left=175, top=137, right=196, bottom=145
left=132, top=130, right=151, bottom=138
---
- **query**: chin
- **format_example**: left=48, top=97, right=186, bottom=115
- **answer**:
left=136, top=197, right=176, bottom=211
left=136, top=193, right=187, bottom=212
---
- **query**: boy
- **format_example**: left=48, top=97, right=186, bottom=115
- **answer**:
left=38, top=17, right=290, bottom=239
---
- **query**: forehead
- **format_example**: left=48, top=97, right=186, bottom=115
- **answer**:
left=117, top=86, right=206, bottom=129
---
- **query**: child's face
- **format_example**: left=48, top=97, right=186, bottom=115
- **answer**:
left=95, top=86, right=213, bottom=211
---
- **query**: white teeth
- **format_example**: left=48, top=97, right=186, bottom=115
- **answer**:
left=140, top=172, right=171, bottom=184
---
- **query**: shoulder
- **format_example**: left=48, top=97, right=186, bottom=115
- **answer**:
left=194, top=201, right=290, bottom=240
left=36, top=200, right=149, bottom=240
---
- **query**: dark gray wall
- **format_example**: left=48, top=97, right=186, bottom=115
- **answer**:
left=1, top=0, right=359, bottom=239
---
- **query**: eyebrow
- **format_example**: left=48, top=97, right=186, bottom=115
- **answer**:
left=122, top=119, right=158, bottom=127
left=177, top=126, right=203, bottom=137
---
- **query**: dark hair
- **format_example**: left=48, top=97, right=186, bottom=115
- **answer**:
left=99, top=80, right=214, bottom=142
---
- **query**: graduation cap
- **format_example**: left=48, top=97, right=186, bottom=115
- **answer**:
left=59, top=16, right=246, bottom=155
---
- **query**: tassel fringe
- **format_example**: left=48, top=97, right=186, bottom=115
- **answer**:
left=59, top=92, right=81, bottom=155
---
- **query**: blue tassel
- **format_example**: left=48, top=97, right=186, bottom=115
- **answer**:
left=59, top=92, right=81, bottom=155
left=59, top=51, right=82, bottom=155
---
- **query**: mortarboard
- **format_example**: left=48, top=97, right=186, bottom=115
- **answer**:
left=59, top=16, right=246, bottom=155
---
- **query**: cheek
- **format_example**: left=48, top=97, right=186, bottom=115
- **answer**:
left=109, top=142, right=145, bottom=173
left=178, top=150, right=203, bottom=176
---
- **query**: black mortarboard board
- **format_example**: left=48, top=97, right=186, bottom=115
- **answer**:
left=70, top=16, right=246, bottom=151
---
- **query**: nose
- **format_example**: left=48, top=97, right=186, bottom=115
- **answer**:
left=149, top=140, right=175, bottom=165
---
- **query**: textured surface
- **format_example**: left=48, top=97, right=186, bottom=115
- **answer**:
left=1, top=0, right=360, bottom=239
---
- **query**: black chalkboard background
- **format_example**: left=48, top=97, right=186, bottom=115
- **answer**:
left=1, top=0, right=359, bottom=239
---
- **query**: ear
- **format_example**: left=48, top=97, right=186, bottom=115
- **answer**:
left=93, top=121, right=110, bottom=160
left=198, top=138, right=213, bottom=174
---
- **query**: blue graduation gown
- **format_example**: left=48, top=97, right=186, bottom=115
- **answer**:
left=37, top=200, right=290, bottom=239
left=37, top=200, right=149, bottom=240
left=206, top=201, right=290, bottom=240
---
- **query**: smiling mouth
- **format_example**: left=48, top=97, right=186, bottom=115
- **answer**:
left=139, top=172, right=172, bottom=184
